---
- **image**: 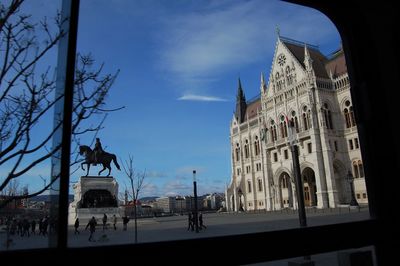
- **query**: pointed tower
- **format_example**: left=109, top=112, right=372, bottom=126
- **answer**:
left=235, top=78, right=247, bottom=124
left=304, top=44, right=313, bottom=70
left=260, top=72, right=267, bottom=93
left=304, top=44, right=316, bottom=86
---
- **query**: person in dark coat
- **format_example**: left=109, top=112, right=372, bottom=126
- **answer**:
left=112, top=214, right=117, bottom=230
left=199, top=212, right=206, bottom=229
left=74, top=218, right=80, bottom=234
left=102, top=213, right=107, bottom=231
left=85, top=216, right=97, bottom=241
left=187, top=212, right=194, bottom=231
left=122, top=216, right=129, bottom=231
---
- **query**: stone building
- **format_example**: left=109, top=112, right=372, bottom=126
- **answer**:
left=226, top=35, right=367, bottom=212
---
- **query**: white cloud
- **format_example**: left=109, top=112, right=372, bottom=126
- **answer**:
left=177, top=94, right=228, bottom=102
left=162, top=180, right=192, bottom=197
left=156, top=0, right=340, bottom=92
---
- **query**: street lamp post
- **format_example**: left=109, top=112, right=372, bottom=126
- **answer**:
left=346, top=170, right=359, bottom=207
left=237, top=188, right=244, bottom=212
left=287, top=118, right=307, bottom=227
left=291, top=144, right=307, bottom=227
left=193, top=170, right=199, bottom=233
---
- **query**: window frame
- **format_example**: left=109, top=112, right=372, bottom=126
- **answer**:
left=2, top=1, right=398, bottom=265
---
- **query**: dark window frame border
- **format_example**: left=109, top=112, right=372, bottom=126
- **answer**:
left=2, top=1, right=398, bottom=265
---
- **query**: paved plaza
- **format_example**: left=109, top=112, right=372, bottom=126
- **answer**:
left=1, top=207, right=369, bottom=250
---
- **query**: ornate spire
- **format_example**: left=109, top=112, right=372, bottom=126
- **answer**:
left=304, top=44, right=313, bottom=70
left=237, top=78, right=244, bottom=99
left=235, top=78, right=247, bottom=123
left=260, top=72, right=267, bottom=93
left=304, top=44, right=316, bottom=87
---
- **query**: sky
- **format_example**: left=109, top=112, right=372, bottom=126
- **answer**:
left=2, top=0, right=341, bottom=199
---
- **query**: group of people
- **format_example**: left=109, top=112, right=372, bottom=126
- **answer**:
left=74, top=213, right=119, bottom=241
left=4, top=215, right=51, bottom=237
left=187, top=212, right=206, bottom=231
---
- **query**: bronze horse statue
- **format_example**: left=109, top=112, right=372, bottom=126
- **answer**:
left=79, top=145, right=121, bottom=176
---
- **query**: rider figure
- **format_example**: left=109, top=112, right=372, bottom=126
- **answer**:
left=93, top=138, right=104, bottom=166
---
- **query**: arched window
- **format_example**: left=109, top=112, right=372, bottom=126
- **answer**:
left=280, top=115, right=287, bottom=138
left=247, top=180, right=252, bottom=193
left=244, top=140, right=250, bottom=158
left=254, top=136, right=260, bottom=156
left=258, top=178, right=263, bottom=192
left=344, top=100, right=356, bottom=128
left=323, top=103, right=333, bottom=129
left=270, top=120, right=277, bottom=141
left=353, top=161, right=359, bottom=178
left=294, top=116, right=299, bottom=133
left=353, top=160, right=364, bottom=178
left=350, top=106, right=356, bottom=127
left=302, top=106, right=311, bottom=130
left=358, top=160, right=364, bottom=177
left=281, top=174, right=290, bottom=188
left=291, top=111, right=300, bottom=133
left=286, top=66, right=293, bottom=85
left=276, top=72, right=281, bottom=90
left=235, top=143, right=240, bottom=161
left=344, top=109, right=351, bottom=128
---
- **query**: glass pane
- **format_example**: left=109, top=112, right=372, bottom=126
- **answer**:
left=67, top=0, right=370, bottom=247
left=248, top=246, right=377, bottom=266
left=0, top=0, right=62, bottom=250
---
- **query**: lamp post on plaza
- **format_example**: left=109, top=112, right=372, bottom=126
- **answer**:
left=238, top=188, right=244, bottom=212
left=346, top=170, right=359, bottom=207
left=287, top=117, right=307, bottom=227
left=193, top=170, right=199, bottom=233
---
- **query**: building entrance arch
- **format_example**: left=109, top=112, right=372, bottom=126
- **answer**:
left=333, top=161, right=349, bottom=204
left=302, top=167, right=317, bottom=207
left=279, top=172, right=292, bottom=208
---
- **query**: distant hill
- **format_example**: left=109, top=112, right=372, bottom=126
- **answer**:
left=139, top=196, right=158, bottom=202
left=31, top=194, right=74, bottom=202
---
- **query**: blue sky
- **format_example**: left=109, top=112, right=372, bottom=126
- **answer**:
left=4, top=0, right=341, bottom=199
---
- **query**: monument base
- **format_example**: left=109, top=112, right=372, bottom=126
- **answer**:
left=68, top=206, right=123, bottom=225
left=68, top=175, right=121, bottom=225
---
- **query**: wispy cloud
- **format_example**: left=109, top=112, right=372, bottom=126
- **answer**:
left=156, top=0, right=339, bottom=92
left=177, top=94, right=228, bottom=102
left=146, top=170, right=167, bottom=178
left=163, top=180, right=192, bottom=196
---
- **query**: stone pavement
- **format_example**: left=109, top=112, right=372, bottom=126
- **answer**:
left=1, top=207, right=369, bottom=250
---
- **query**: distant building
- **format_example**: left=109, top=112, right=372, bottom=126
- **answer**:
left=204, top=193, right=225, bottom=210
left=156, top=197, right=176, bottom=213
left=226, top=35, right=367, bottom=212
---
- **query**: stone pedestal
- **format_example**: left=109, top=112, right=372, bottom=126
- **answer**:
left=68, top=176, right=122, bottom=225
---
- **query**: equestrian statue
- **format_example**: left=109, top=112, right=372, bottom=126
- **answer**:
left=79, top=138, right=121, bottom=176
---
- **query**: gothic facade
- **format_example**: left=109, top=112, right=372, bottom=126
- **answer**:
left=226, top=36, right=367, bottom=212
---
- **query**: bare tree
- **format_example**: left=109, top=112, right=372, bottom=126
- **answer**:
left=122, top=155, right=146, bottom=244
left=0, top=1, right=121, bottom=208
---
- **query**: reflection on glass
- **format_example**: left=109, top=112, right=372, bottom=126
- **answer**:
left=248, top=246, right=377, bottom=266
left=0, top=0, right=62, bottom=250
left=63, top=0, right=370, bottom=247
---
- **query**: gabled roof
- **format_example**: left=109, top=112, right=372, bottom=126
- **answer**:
left=325, top=49, right=347, bottom=78
left=243, top=97, right=261, bottom=122
left=281, top=37, right=329, bottom=79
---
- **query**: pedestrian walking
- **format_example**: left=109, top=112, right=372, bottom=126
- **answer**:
left=85, top=216, right=97, bottom=241
left=187, top=212, right=194, bottom=231
left=31, top=219, right=36, bottom=235
left=102, top=213, right=108, bottom=231
left=74, top=218, right=80, bottom=234
left=199, top=212, right=206, bottom=230
left=122, top=216, right=129, bottom=231
left=113, top=214, right=117, bottom=230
